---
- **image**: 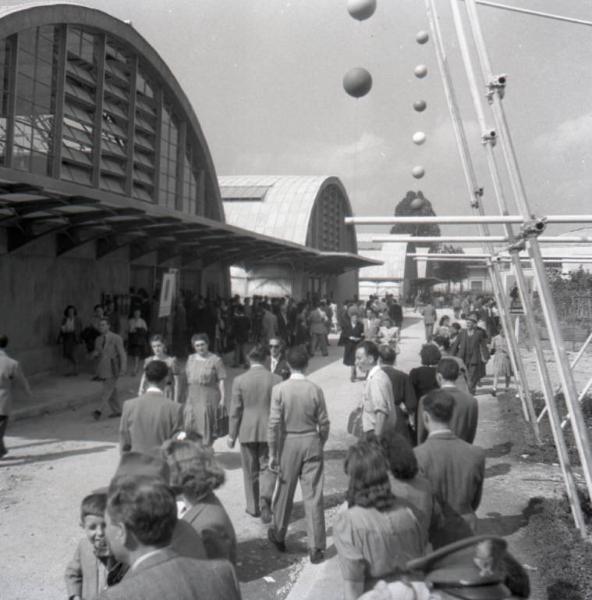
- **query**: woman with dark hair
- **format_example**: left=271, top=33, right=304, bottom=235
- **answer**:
left=138, top=334, right=181, bottom=402
left=379, top=424, right=434, bottom=541
left=58, top=305, right=82, bottom=376
left=409, top=344, right=441, bottom=402
left=162, top=438, right=237, bottom=564
left=127, top=307, right=148, bottom=376
left=183, top=333, right=226, bottom=446
left=435, top=315, right=451, bottom=339
left=334, top=440, right=425, bottom=600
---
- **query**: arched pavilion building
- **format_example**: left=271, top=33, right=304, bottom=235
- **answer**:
left=0, top=4, right=376, bottom=374
left=220, top=175, right=366, bottom=300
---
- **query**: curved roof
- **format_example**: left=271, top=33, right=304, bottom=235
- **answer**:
left=0, top=1, right=224, bottom=221
left=219, top=175, right=357, bottom=251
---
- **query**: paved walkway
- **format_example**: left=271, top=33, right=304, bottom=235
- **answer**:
left=3, top=309, right=562, bottom=599
left=286, top=312, right=559, bottom=600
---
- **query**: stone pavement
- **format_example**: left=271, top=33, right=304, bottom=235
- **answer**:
left=286, top=311, right=561, bottom=600
left=5, top=309, right=562, bottom=599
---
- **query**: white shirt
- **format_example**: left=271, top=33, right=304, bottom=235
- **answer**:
left=270, top=356, right=278, bottom=372
left=131, top=548, right=168, bottom=572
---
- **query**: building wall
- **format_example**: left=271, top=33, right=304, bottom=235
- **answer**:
left=230, top=264, right=357, bottom=302
left=0, top=231, right=129, bottom=375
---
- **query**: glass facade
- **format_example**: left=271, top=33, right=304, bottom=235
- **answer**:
left=0, top=23, right=217, bottom=219
left=309, top=184, right=349, bottom=252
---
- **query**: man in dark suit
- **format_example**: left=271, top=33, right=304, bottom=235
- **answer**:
left=265, top=337, right=291, bottom=380
left=377, top=344, right=415, bottom=443
left=119, top=361, right=183, bottom=456
left=451, top=313, right=489, bottom=394
left=100, top=476, right=241, bottom=600
left=388, top=297, right=403, bottom=328
left=414, top=389, right=485, bottom=533
left=416, top=359, right=479, bottom=445
left=228, top=344, right=282, bottom=523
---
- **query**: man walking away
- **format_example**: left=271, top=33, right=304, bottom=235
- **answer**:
left=414, top=389, right=485, bottom=535
left=0, top=335, right=32, bottom=459
left=119, top=360, right=184, bottom=456
left=228, top=344, right=282, bottom=523
left=267, top=346, right=330, bottom=564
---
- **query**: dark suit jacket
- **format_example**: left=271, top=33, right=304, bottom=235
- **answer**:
left=265, top=356, right=291, bottom=380
left=414, top=432, right=485, bottom=518
left=99, top=549, right=241, bottom=600
left=119, top=391, right=183, bottom=455
left=451, top=328, right=489, bottom=366
left=183, top=492, right=238, bottom=564
left=229, top=365, right=282, bottom=443
left=381, top=366, right=417, bottom=413
left=416, top=386, right=479, bottom=444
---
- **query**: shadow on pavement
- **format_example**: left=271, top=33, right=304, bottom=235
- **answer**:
left=0, top=443, right=115, bottom=467
left=477, top=496, right=544, bottom=537
left=485, top=462, right=512, bottom=478
left=484, top=441, right=513, bottom=458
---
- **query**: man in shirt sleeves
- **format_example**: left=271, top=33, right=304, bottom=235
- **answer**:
left=267, top=346, right=330, bottom=564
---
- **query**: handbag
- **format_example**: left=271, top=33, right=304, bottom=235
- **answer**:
left=347, top=405, right=363, bottom=438
left=214, top=405, right=229, bottom=438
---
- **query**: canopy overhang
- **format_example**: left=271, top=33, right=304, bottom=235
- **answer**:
left=0, top=178, right=379, bottom=275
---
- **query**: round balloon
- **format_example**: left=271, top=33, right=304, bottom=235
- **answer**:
left=412, top=132, right=426, bottom=145
left=413, top=100, right=427, bottom=112
left=414, top=64, right=428, bottom=79
left=416, top=30, right=429, bottom=44
left=410, top=197, right=425, bottom=209
left=412, top=166, right=425, bottom=179
left=343, top=67, right=373, bottom=98
left=347, top=0, right=377, bottom=21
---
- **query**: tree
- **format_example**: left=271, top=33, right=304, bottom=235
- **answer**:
left=390, top=190, right=441, bottom=242
left=433, top=245, right=469, bottom=291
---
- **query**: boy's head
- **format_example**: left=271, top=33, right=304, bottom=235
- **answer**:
left=80, top=493, right=109, bottom=557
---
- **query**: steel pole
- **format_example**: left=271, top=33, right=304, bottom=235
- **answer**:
left=347, top=215, right=592, bottom=225
left=425, top=0, right=536, bottom=430
left=463, top=0, right=592, bottom=534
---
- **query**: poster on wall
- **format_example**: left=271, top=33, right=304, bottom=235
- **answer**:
left=158, top=270, right=177, bottom=318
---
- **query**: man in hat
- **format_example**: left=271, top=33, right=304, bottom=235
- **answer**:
left=100, top=476, right=240, bottom=600
left=414, top=389, right=485, bottom=533
left=119, top=361, right=183, bottom=456
left=357, top=535, right=530, bottom=599
left=450, top=314, right=489, bottom=394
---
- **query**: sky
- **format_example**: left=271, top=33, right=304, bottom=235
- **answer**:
left=9, top=0, right=592, bottom=237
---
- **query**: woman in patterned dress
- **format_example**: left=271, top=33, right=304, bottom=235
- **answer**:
left=184, top=333, right=226, bottom=446
left=138, top=334, right=180, bottom=403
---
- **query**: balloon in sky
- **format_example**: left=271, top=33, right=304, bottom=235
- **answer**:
left=412, top=132, right=426, bottom=145
left=413, top=100, right=427, bottom=112
left=416, top=30, right=429, bottom=44
left=347, top=0, right=377, bottom=21
left=412, top=166, right=425, bottom=179
left=414, top=64, right=428, bottom=78
left=343, top=67, right=373, bottom=98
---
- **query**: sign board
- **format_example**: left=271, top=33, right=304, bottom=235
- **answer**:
left=158, top=270, right=177, bottom=318
left=504, top=271, right=535, bottom=316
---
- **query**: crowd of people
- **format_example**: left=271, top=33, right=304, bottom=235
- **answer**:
left=0, top=290, right=529, bottom=599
